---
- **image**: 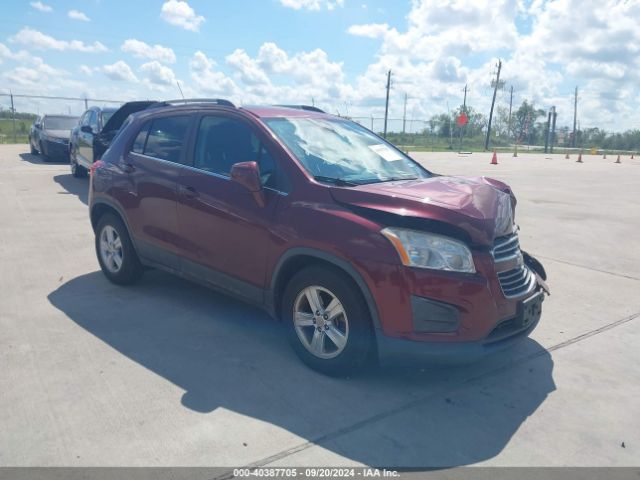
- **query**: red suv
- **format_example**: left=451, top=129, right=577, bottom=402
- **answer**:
left=89, top=99, right=549, bottom=376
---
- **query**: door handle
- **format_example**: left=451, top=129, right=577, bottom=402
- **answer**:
left=179, top=185, right=199, bottom=199
left=123, top=163, right=135, bottom=174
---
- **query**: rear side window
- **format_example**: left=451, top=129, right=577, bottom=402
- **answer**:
left=131, top=122, right=150, bottom=154
left=136, top=116, right=190, bottom=164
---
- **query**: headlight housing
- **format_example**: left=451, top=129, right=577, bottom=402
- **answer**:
left=381, top=227, right=475, bottom=273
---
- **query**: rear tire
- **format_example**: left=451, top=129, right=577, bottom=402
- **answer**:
left=95, top=213, right=143, bottom=285
left=282, top=266, right=373, bottom=377
left=30, top=142, right=37, bottom=155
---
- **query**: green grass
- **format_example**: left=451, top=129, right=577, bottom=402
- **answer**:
left=0, top=119, right=31, bottom=144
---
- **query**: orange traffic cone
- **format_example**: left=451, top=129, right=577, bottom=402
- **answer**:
left=576, top=151, right=583, bottom=163
left=490, top=149, right=498, bottom=165
left=615, top=154, right=621, bottom=164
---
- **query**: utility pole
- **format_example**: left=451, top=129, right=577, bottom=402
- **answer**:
left=544, top=109, right=552, bottom=153
left=383, top=70, right=391, bottom=138
left=402, top=93, right=407, bottom=135
left=484, top=59, right=502, bottom=150
left=550, top=106, right=557, bottom=153
left=10, top=91, right=16, bottom=144
left=84, top=97, right=88, bottom=110
left=572, top=86, right=578, bottom=148
left=507, top=85, right=514, bottom=139
left=458, top=83, right=467, bottom=152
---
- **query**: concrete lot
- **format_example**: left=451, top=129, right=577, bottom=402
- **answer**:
left=0, top=144, right=638, bottom=468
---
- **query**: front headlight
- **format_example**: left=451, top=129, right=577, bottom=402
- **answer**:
left=381, top=227, right=475, bottom=273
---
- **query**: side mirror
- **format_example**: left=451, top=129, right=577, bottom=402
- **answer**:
left=81, top=125, right=94, bottom=134
left=230, top=161, right=265, bottom=207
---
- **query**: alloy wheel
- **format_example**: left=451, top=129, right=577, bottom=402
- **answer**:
left=293, top=285, right=349, bottom=359
left=99, top=225, right=123, bottom=273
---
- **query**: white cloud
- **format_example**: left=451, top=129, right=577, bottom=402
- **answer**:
left=347, top=23, right=388, bottom=38
left=68, top=10, right=91, bottom=21
left=279, top=0, right=344, bottom=10
left=79, top=65, right=94, bottom=76
left=160, top=0, right=205, bottom=31
left=121, top=39, right=176, bottom=63
left=30, top=1, right=52, bottom=12
left=10, top=27, right=107, bottom=53
left=189, top=51, right=238, bottom=97
left=140, top=61, right=177, bottom=87
left=0, top=43, right=34, bottom=63
left=3, top=57, right=68, bottom=87
left=101, top=61, right=138, bottom=82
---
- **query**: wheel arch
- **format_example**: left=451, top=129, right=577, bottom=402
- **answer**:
left=269, top=247, right=382, bottom=333
left=90, top=200, right=140, bottom=256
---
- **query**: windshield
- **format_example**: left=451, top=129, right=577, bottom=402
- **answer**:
left=44, top=116, right=79, bottom=130
left=264, top=117, right=430, bottom=184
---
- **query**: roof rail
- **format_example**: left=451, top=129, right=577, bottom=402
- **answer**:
left=162, top=98, right=235, bottom=107
left=275, top=104, right=326, bottom=113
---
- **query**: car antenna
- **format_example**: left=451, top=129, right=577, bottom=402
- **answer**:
left=176, top=81, right=185, bottom=103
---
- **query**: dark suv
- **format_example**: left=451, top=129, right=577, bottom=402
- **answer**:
left=29, top=114, right=79, bottom=160
left=89, top=99, right=548, bottom=375
left=70, top=102, right=156, bottom=177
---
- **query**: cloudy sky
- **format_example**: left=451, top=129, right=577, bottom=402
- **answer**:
left=0, top=0, right=638, bottom=131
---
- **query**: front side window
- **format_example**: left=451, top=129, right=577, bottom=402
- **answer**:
left=264, top=117, right=430, bottom=185
left=140, top=116, right=190, bottom=164
left=194, top=116, right=283, bottom=189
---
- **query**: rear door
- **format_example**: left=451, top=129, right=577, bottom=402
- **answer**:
left=122, top=114, right=194, bottom=270
left=175, top=114, right=286, bottom=302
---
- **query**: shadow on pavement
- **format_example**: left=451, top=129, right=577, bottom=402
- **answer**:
left=48, top=270, right=555, bottom=467
left=53, top=173, right=89, bottom=205
left=19, top=152, right=69, bottom=165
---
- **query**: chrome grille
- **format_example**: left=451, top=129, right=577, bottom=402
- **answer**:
left=497, top=266, right=536, bottom=298
left=493, top=232, right=536, bottom=298
left=492, top=233, right=520, bottom=262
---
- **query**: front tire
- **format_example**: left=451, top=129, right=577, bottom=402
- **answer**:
left=30, top=141, right=37, bottom=155
left=95, top=213, right=143, bottom=285
left=70, top=147, right=87, bottom=178
left=39, top=142, right=49, bottom=162
left=282, top=266, right=374, bottom=376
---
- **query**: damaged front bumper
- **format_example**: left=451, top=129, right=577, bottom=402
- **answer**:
left=375, top=252, right=550, bottom=367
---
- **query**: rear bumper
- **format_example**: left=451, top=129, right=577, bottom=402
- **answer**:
left=376, top=289, right=545, bottom=367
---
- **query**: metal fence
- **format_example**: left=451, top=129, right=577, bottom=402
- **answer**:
left=0, top=93, right=124, bottom=143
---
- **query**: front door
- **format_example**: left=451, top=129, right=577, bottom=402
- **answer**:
left=176, top=114, right=285, bottom=303
left=78, top=110, right=98, bottom=166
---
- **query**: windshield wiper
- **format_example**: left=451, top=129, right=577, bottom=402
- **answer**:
left=361, top=176, right=419, bottom=184
left=313, top=175, right=360, bottom=187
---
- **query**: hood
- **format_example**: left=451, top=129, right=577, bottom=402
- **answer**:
left=330, top=176, right=515, bottom=245
left=101, top=101, right=157, bottom=133
left=43, top=129, right=71, bottom=140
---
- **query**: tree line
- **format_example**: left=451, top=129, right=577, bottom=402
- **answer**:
left=389, top=101, right=639, bottom=151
